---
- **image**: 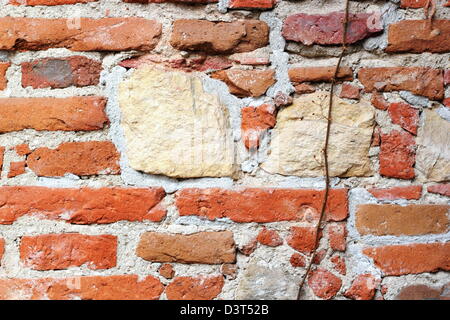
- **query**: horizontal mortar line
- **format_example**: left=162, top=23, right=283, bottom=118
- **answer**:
left=351, top=231, right=450, bottom=247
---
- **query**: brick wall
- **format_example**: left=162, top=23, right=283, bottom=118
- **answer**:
left=0, top=0, right=449, bottom=300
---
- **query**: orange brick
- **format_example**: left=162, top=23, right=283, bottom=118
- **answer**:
left=166, top=276, right=224, bottom=300
left=368, top=185, right=422, bottom=200
left=0, top=62, right=9, bottom=90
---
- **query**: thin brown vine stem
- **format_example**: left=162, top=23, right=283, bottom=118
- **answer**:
left=296, top=0, right=350, bottom=300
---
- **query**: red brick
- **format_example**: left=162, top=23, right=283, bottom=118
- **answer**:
left=241, top=104, right=276, bottom=149
left=22, top=56, right=101, bottom=89
left=339, top=83, right=360, bottom=99
left=371, top=125, right=381, bottom=147
left=26, top=141, right=120, bottom=177
left=211, top=69, right=275, bottom=97
left=166, top=276, right=224, bottom=300
left=396, top=284, right=443, bottom=300
left=294, top=83, right=316, bottom=94
left=123, top=0, right=216, bottom=2
left=312, top=249, right=327, bottom=265
left=15, top=144, right=32, bottom=156
left=387, top=20, right=450, bottom=53
left=379, top=130, right=415, bottom=179
left=356, top=204, right=448, bottom=236
left=400, top=0, right=428, bottom=8
left=229, top=0, right=274, bottom=9
left=363, top=243, right=450, bottom=276
left=368, top=185, right=422, bottom=200
left=289, top=66, right=353, bottom=84
left=170, top=20, right=269, bottom=54
left=445, top=0, right=450, bottom=7
left=176, top=188, right=349, bottom=223
left=257, top=227, right=283, bottom=247
left=239, top=238, right=257, bottom=256
left=0, top=62, right=9, bottom=90
left=359, top=67, right=444, bottom=100
left=328, top=223, right=347, bottom=252
left=159, top=264, right=175, bottom=279
left=290, top=253, right=306, bottom=268
left=10, top=0, right=97, bottom=4
left=388, top=102, right=419, bottom=135
left=7, top=161, right=26, bottom=178
left=371, top=92, right=389, bottom=110
left=283, top=12, right=382, bottom=45
left=0, top=97, right=108, bottom=133
left=221, top=264, right=237, bottom=279
left=20, top=234, right=117, bottom=271
left=331, top=255, right=346, bottom=275
left=444, top=98, right=450, bottom=108
left=0, top=238, right=4, bottom=264
left=287, top=226, right=320, bottom=254
left=136, top=231, right=236, bottom=264
left=444, top=69, right=450, bottom=85
left=428, top=184, right=450, bottom=197
left=0, top=186, right=165, bottom=225
left=308, top=268, right=342, bottom=300
left=0, top=17, right=161, bottom=51
left=344, top=274, right=380, bottom=300
left=0, top=147, right=4, bottom=176
left=0, top=275, right=163, bottom=300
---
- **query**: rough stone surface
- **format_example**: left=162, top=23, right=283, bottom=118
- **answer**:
left=118, top=64, right=235, bottom=178
left=236, top=261, right=298, bottom=300
left=0, top=275, right=164, bottom=300
left=356, top=204, right=449, bottom=236
left=358, top=67, right=444, bottom=100
left=166, top=276, right=224, bottom=300
left=20, top=234, right=117, bottom=271
left=416, top=110, right=450, bottom=182
left=308, top=268, right=342, bottom=300
left=0, top=186, right=166, bottom=225
left=262, top=91, right=375, bottom=177
left=0, top=17, right=161, bottom=51
left=22, top=56, right=102, bottom=89
left=363, top=243, right=450, bottom=276
left=387, top=20, right=450, bottom=53
left=0, top=97, right=108, bottom=133
left=176, top=188, right=349, bottom=223
left=26, top=141, right=120, bottom=177
left=136, top=231, right=236, bottom=264
left=282, top=12, right=383, bottom=45
left=170, top=20, right=269, bottom=54
left=379, top=130, right=416, bottom=180
left=211, top=69, right=275, bottom=97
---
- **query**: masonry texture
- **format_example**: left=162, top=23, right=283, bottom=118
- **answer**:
left=0, top=0, right=449, bottom=301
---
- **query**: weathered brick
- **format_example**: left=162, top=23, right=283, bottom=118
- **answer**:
left=0, top=147, right=4, bottom=176
left=328, top=223, right=347, bottom=252
left=371, top=92, right=389, bottom=110
left=10, top=0, right=97, bottom=4
left=170, top=19, right=269, bottom=54
left=358, top=67, right=444, bottom=100
left=395, top=284, right=444, bottom=300
left=387, top=20, right=450, bottom=53
left=444, top=98, right=450, bottom=108
left=287, top=226, right=320, bottom=254
left=211, top=69, right=275, bottom=97
left=0, top=186, right=165, bottom=225
left=308, top=268, right=342, bottom=300
left=257, top=227, right=283, bottom=247
left=20, top=234, right=117, bottom=271
left=0, top=97, right=108, bottom=133
left=283, top=12, right=382, bottom=45
left=239, top=238, right=258, bottom=256
left=0, top=62, right=9, bottom=90
left=0, top=238, right=4, bottom=264
left=344, top=274, right=380, bottom=300
left=400, top=0, right=428, bottom=8
left=368, top=185, right=422, bottom=200
left=0, top=17, right=161, bottom=51
left=388, top=102, right=419, bottom=135
left=428, top=184, right=450, bottom=197
left=363, top=243, right=450, bottom=275
left=288, top=66, right=353, bottom=84
left=22, top=56, right=102, bottom=89
left=379, top=130, right=416, bottom=180
left=15, top=144, right=32, bottom=157
left=0, top=275, right=163, bottom=300
left=166, top=276, right=224, bottom=300
left=176, top=188, right=349, bottom=223
left=136, top=231, right=236, bottom=264
left=7, top=161, right=26, bottom=178
left=356, top=204, right=448, bottom=236
left=241, top=104, right=276, bottom=149
left=294, top=83, right=316, bottom=94
left=290, top=253, right=306, bottom=268
left=229, top=0, right=274, bottom=9
left=339, top=83, right=360, bottom=99
left=26, top=141, right=120, bottom=177
left=159, top=264, right=175, bottom=279
left=221, top=264, right=237, bottom=279
left=444, top=69, right=450, bottom=85
left=331, top=255, right=346, bottom=275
